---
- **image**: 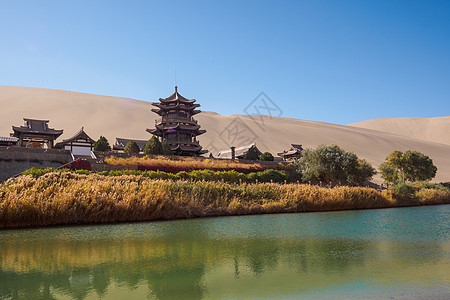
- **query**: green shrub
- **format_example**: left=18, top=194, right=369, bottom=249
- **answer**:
left=22, top=168, right=58, bottom=178
left=143, top=136, right=163, bottom=155
left=411, top=181, right=450, bottom=192
left=254, top=169, right=287, bottom=183
left=94, top=136, right=111, bottom=152
left=260, top=152, right=274, bottom=161
left=124, top=141, right=140, bottom=154
left=391, top=183, right=417, bottom=202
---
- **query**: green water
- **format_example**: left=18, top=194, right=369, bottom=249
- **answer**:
left=0, top=205, right=449, bottom=299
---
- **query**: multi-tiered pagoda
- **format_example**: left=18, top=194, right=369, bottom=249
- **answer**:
left=147, top=86, right=207, bottom=156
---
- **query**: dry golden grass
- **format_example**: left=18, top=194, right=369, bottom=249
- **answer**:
left=105, top=155, right=287, bottom=172
left=1, top=172, right=448, bottom=229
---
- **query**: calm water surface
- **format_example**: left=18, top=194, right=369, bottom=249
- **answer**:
left=0, top=205, right=449, bottom=299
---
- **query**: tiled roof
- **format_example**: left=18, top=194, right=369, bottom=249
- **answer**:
left=0, top=136, right=18, bottom=142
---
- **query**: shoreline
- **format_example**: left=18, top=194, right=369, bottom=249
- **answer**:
left=1, top=172, right=449, bottom=230
left=2, top=202, right=448, bottom=231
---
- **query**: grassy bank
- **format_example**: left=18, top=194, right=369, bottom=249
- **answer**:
left=1, top=172, right=449, bottom=229
left=104, top=155, right=289, bottom=173
left=22, top=167, right=289, bottom=183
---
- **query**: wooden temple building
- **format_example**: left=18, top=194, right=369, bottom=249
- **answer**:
left=217, top=143, right=262, bottom=160
left=0, top=136, right=18, bottom=147
left=11, top=118, right=63, bottom=149
left=113, top=138, right=148, bottom=152
left=277, top=144, right=304, bottom=161
left=54, top=127, right=95, bottom=156
left=147, top=86, right=207, bottom=156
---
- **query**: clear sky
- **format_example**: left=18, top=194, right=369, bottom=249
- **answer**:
left=1, top=0, right=449, bottom=124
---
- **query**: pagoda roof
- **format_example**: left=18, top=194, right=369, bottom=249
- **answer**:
left=277, top=144, right=303, bottom=157
left=171, top=144, right=206, bottom=152
left=54, top=128, right=95, bottom=148
left=11, top=118, right=63, bottom=137
left=151, top=102, right=200, bottom=110
left=113, top=138, right=148, bottom=151
left=155, top=123, right=201, bottom=131
left=147, top=126, right=206, bottom=136
left=158, top=86, right=197, bottom=104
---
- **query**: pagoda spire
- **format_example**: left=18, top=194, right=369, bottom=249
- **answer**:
left=146, top=87, right=207, bottom=156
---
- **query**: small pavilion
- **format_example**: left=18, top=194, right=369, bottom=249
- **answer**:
left=11, top=118, right=63, bottom=149
left=277, top=144, right=304, bottom=161
left=54, top=127, right=95, bottom=156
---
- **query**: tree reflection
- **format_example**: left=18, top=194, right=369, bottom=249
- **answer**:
left=0, top=217, right=446, bottom=300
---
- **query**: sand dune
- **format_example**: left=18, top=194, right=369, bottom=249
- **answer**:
left=1, top=86, right=449, bottom=182
left=349, top=117, right=450, bottom=146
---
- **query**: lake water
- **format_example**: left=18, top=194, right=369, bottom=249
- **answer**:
left=0, top=205, right=449, bottom=299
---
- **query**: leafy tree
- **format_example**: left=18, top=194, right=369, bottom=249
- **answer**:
left=380, top=150, right=437, bottom=184
left=379, top=162, right=401, bottom=184
left=244, top=146, right=261, bottom=160
left=143, top=136, right=163, bottom=155
left=161, top=141, right=173, bottom=155
left=124, top=140, right=140, bottom=154
left=294, top=144, right=376, bottom=185
left=403, top=150, right=437, bottom=182
left=94, top=136, right=111, bottom=152
left=259, top=152, right=274, bottom=161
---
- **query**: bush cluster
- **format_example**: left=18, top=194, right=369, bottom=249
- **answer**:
left=2, top=172, right=448, bottom=229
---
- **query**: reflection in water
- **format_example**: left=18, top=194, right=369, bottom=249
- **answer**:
left=0, top=205, right=449, bottom=299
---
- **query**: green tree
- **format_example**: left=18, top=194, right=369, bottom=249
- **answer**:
left=143, top=136, right=163, bottom=155
left=259, top=152, right=274, bottom=161
left=94, top=136, right=111, bottom=152
left=124, top=141, right=140, bottom=154
left=379, top=162, right=401, bottom=184
left=161, top=141, right=173, bottom=155
left=380, top=150, right=437, bottom=184
left=295, top=144, right=376, bottom=185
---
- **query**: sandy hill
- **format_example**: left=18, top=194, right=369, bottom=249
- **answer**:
left=1, top=86, right=449, bottom=182
left=349, top=117, right=450, bottom=146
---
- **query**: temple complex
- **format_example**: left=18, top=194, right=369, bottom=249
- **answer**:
left=277, top=144, right=303, bottom=161
left=113, top=138, right=148, bottom=152
left=147, top=87, right=207, bottom=156
left=11, top=118, right=63, bottom=149
left=54, top=127, right=95, bottom=157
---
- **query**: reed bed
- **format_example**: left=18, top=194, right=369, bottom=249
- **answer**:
left=105, top=155, right=288, bottom=173
left=1, top=172, right=449, bottom=229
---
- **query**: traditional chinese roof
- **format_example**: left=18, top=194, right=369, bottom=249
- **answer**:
left=277, top=144, right=303, bottom=157
left=0, top=136, right=18, bottom=143
left=113, top=138, right=148, bottom=151
left=217, top=143, right=262, bottom=159
left=54, top=128, right=95, bottom=148
left=151, top=86, right=202, bottom=116
left=11, top=118, right=63, bottom=138
left=152, top=102, right=200, bottom=110
left=148, top=123, right=206, bottom=135
left=157, top=86, right=196, bottom=103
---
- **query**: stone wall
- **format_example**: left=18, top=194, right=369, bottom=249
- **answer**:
left=0, top=146, right=72, bottom=181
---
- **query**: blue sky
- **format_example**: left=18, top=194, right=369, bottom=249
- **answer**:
left=1, top=0, right=449, bottom=124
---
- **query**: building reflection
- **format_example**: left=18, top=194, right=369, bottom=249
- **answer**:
left=0, top=232, right=445, bottom=300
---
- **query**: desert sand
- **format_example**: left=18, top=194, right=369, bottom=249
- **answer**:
left=350, top=117, right=450, bottom=146
left=1, top=86, right=449, bottom=182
